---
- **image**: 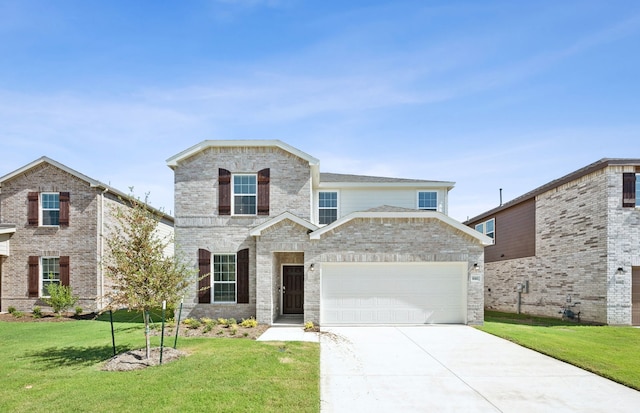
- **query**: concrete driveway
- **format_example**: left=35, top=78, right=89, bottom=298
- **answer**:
left=320, top=326, right=640, bottom=412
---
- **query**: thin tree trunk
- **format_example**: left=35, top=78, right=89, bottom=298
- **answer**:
left=144, top=310, right=151, bottom=359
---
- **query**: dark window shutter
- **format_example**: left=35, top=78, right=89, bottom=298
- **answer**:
left=219, top=169, right=231, bottom=215
left=257, top=168, right=270, bottom=216
left=60, top=256, right=70, bottom=286
left=28, top=256, right=39, bottom=297
left=28, top=192, right=39, bottom=226
left=198, top=249, right=211, bottom=303
left=59, top=192, right=70, bottom=226
left=236, top=248, right=250, bottom=304
left=623, top=173, right=636, bottom=207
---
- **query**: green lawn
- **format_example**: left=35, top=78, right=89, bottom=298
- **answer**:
left=0, top=317, right=319, bottom=413
left=478, top=311, right=640, bottom=390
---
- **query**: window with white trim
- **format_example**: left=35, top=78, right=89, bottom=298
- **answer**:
left=213, top=254, right=236, bottom=302
left=475, top=218, right=495, bottom=240
left=233, top=174, right=257, bottom=215
left=418, top=191, right=437, bottom=211
left=318, top=191, right=338, bottom=224
left=41, top=193, right=60, bottom=226
left=41, top=257, right=60, bottom=297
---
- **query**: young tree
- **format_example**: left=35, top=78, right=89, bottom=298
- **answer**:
left=104, top=192, right=194, bottom=359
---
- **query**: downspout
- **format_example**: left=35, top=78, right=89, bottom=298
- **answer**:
left=99, top=187, right=109, bottom=310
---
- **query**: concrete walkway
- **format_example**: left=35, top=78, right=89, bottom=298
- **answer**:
left=320, top=326, right=640, bottom=413
left=256, top=326, right=319, bottom=342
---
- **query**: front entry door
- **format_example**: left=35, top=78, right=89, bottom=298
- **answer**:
left=633, top=267, right=640, bottom=325
left=283, top=265, right=304, bottom=314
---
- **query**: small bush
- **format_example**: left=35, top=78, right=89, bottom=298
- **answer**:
left=228, top=318, right=237, bottom=326
left=229, top=325, right=238, bottom=335
left=304, top=321, right=315, bottom=331
left=183, top=318, right=201, bottom=329
left=217, top=318, right=228, bottom=326
left=43, top=284, right=79, bottom=314
left=7, top=306, right=16, bottom=314
left=12, top=311, right=25, bottom=318
left=32, top=306, right=43, bottom=318
left=75, top=306, right=83, bottom=316
left=240, top=317, right=258, bottom=328
left=201, top=317, right=216, bottom=333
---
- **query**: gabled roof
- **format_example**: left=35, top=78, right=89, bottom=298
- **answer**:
left=309, top=207, right=493, bottom=245
left=465, top=158, right=640, bottom=224
left=249, top=212, right=318, bottom=236
left=166, top=140, right=320, bottom=169
left=319, top=172, right=454, bottom=189
left=0, top=157, right=173, bottom=223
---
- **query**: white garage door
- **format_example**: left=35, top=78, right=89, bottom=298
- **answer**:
left=321, top=262, right=467, bottom=325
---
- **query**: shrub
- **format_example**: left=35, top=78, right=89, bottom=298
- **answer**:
left=228, top=318, right=237, bottom=326
left=229, top=325, right=238, bottom=335
left=217, top=318, right=228, bottom=326
left=201, top=317, right=216, bottom=333
left=183, top=318, right=201, bottom=329
left=75, top=306, right=83, bottom=316
left=43, top=284, right=79, bottom=314
left=240, top=317, right=258, bottom=328
left=7, top=306, right=16, bottom=314
left=12, top=311, right=25, bottom=318
left=304, top=321, right=315, bottom=331
left=32, top=306, right=43, bottom=318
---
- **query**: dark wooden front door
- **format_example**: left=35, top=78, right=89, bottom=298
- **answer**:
left=633, top=267, right=640, bottom=325
left=283, top=265, right=304, bottom=314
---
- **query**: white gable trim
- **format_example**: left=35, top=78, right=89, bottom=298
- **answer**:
left=250, top=212, right=318, bottom=237
left=309, top=210, right=493, bottom=245
left=166, top=140, right=320, bottom=169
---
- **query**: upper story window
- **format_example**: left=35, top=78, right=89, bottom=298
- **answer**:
left=622, top=173, right=639, bottom=208
left=319, top=191, right=338, bottom=225
left=28, top=191, right=69, bottom=227
left=475, top=218, right=495, bottom=240
left=418, top=191, right=437, bottom=211
left=233, top=174, right=257, bottom=215
left=41, top=193, right=60, bottom=225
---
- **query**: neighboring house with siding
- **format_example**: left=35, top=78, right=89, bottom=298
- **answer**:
left=0, top=157, right=174, bottom=313
left=167, top=140, right=492, bottom=326
left=465, top=159, right=640, bottom=325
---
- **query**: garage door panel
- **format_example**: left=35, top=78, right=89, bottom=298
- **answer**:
left=321, top=263, right=466, bottom=325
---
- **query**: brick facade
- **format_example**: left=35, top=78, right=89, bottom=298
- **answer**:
left=171, top=141, right=488, bottom=325
left=480, top=163, right=640, bottom=325
left=0, top=159, right=174, bottom=313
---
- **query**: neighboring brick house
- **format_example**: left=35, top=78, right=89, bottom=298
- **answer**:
left=167, top=140, right=492, bottom=326
left=0, top=157, right=174, bottom=313
left=465, top=159, right=640, bottom=325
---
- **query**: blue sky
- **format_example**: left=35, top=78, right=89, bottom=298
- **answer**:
left=1, top=0, right=639, bottom=221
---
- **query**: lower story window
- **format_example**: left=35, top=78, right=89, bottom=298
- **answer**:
left=41, top=257, right=60, bottom=296
left=213, top=254, right=236, bottom=302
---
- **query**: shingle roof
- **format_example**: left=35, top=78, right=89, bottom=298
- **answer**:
left=465, top=158, right=640, bottom=224
left=320, top=172, right=451, bottom=185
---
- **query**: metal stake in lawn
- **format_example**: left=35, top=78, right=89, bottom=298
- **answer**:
left=173, top=298, right=183, bottom=349
left=160, top=300, right=166, bottom=365
left=109, top=309, right=116, bottom=356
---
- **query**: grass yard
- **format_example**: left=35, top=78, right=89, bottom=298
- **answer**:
left=0, top=316, right=319, bottom=413
left=478, top=310, right=640, bottom=390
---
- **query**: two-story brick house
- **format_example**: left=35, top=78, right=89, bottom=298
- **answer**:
left=167, top=140, right=492, bottom=326
left=0, top=157, right=174, bottom=313
left=465, top=159, right=640, bottom=325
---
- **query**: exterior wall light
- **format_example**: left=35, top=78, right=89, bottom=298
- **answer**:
left=310, top=263, right=315, bottom=271
left=616, top=267, right=625, bottom=275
